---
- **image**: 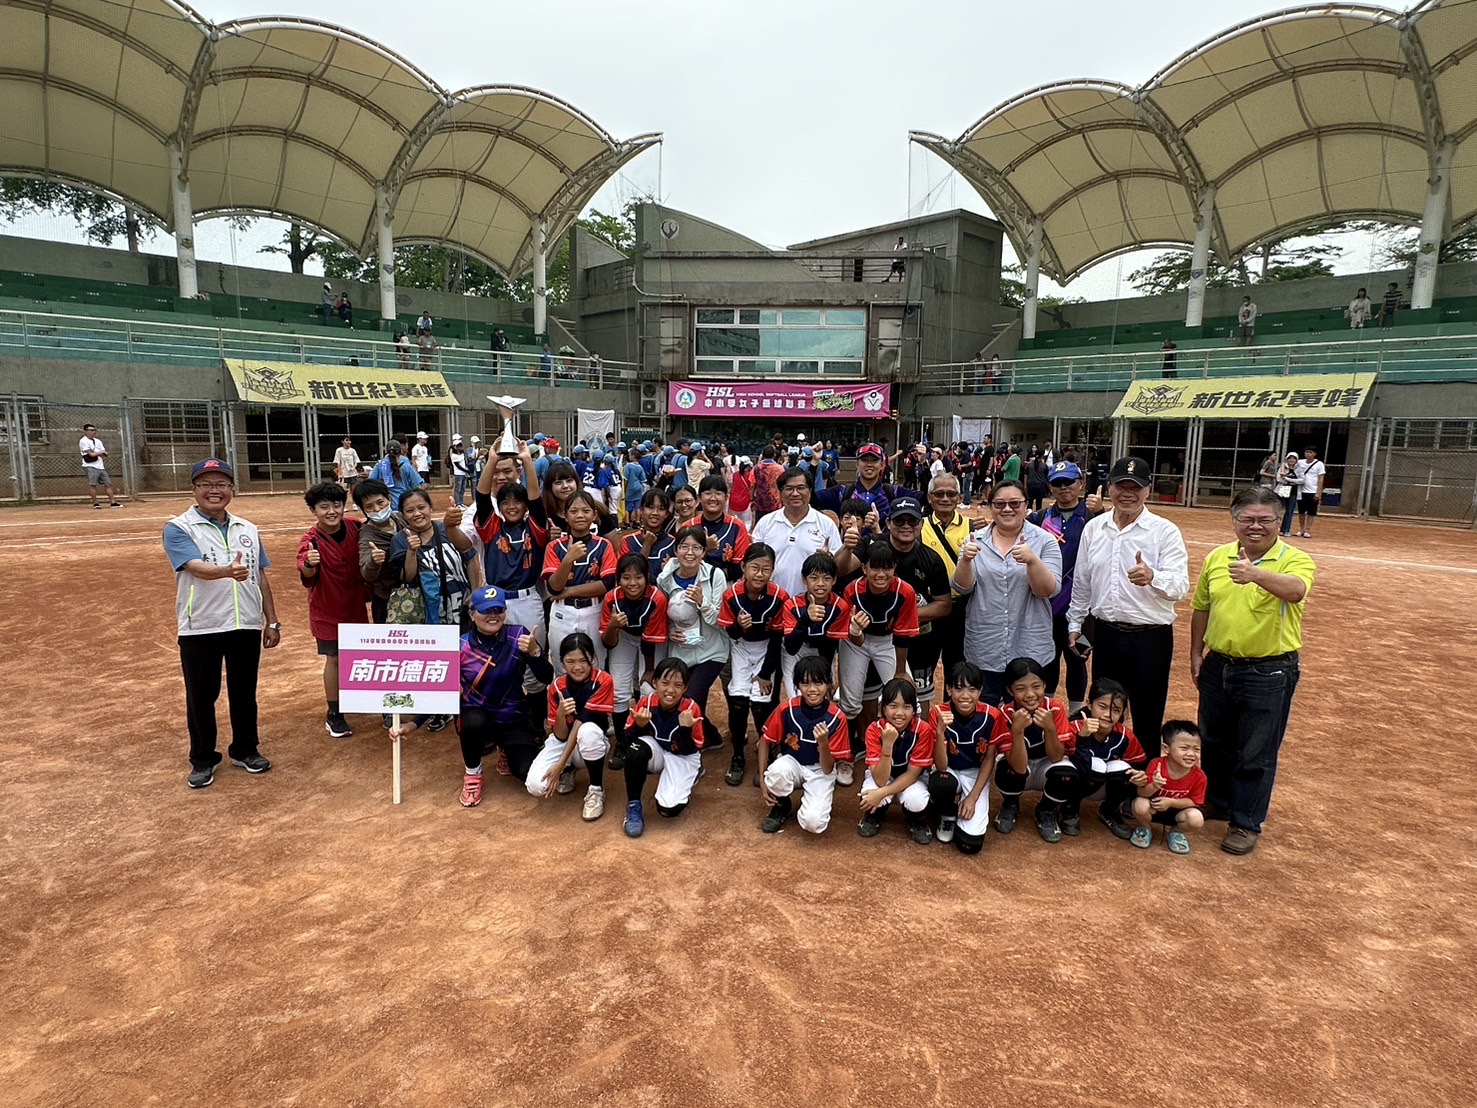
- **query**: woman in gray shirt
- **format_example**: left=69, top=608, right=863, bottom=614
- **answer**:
left=951, top=479, right=1062, bottom=704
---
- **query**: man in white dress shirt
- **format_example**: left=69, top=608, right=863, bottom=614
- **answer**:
left=1066, top=456, right=1189, bottom=759
left=750, top=465, right=841, bottom=598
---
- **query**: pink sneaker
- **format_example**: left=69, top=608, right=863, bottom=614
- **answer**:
left=495, top=752, right=511, bottom=776
left=460, top=772, right=484, bottom=808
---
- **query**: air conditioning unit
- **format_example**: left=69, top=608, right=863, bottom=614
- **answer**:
left=640, top=397, right=660, bottom=416
left=641, top=383, right=659, bottom=400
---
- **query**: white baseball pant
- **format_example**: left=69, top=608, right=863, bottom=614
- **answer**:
left=634, top=736, right=702, bottom=809
left=525, top=723, right=609, bottom=797
left=764, top=753, right=837, bottom=834
left=861, top=768, right=930, bottom=813
left=838, top=636, right=898, bottom=716
left=548, top=600, right=607, bottom=676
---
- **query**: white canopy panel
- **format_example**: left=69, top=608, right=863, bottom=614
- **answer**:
left=913, top=0, right=1475, bottom=282
left=0, top=0, right=659, bottom=276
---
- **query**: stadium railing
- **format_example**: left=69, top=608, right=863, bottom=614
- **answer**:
left=0, top=307, right=637, bottom=390
left=923, top=333, right=1477, bottom=393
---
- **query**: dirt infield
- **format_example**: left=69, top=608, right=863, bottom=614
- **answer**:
left=2, top=494, right=1474, bottom=1106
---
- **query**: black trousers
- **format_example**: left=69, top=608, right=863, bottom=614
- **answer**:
left=936, top=609, right=968, bottom=684
left=179, top=630, right=262, bottom=769
left=1041, top=612, right=1089, bottom=706
left=460, top=707, right=539, bottom=779
left=1090, top=620, right=1174, bottom=759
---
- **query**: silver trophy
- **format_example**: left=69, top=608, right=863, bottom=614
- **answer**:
left=488, top=394, right=527, bottom=457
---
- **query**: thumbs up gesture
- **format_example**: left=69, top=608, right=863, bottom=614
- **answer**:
left=1010, top=533, right=1035, bottom=565
left=227, top=550, right=250, bottom=581
left=304, top=543, right=321, bottom=568
left=444, top=501, right=464, bottom=529
left=1228, top=546, right=1258, bottom=586
left=1127, top=549, right=1155, bottom=586
left=1086, top=484, right=1106, bottom=513
left=960, top=536, right=982, bottom=561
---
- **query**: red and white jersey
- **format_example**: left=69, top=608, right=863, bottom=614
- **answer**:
left=864, top=717, right=937, bottom=775
left=761, top=697, right=850, bottom=767
left=989, top=697, right=1075, bottom=760
left=600, top=586, right=669, bottom=644
left=546, top=670, right=617, bottom=725
left=542, top=531, right=617, bottom=591
left=841, top=576, right=920, bottom=639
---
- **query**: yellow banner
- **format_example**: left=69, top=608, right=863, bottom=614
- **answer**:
left=1113, top=373, right=1375, bottom=420
left=224, top=360, right=459, bottom=407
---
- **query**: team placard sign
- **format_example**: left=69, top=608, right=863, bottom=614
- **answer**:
left=339, top=623, right=461, bottom=805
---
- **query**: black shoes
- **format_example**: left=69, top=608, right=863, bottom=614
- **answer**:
left=325, top=712, right=353, bottom=738
left=725, top=757, right=747, bottom=787
left=762, top=798, right=792, bottom=833
left=229, top=754, right=272, bottom=774
left=994, top=798, right=1020, bottom=835
left=858, top=808, right=885, bottom=838
left=906, top=814, right=934, bottom=845
left=1099, top=804, right=1134, bottom=840
left=1036, top=806, right=1062, bottom=843
left=187, top=765, right=214, bottom=789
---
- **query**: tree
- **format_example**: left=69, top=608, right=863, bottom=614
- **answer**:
left=259, top=222, right=327, bottom=274
left=0, top=178, right=149, bottom=251
left=1359, top=222, right=1477, bottom=268
left=996, top=263, right=1085, bottom=312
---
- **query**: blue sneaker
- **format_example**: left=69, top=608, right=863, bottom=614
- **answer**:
left=623, top=800, right=645, bottom=838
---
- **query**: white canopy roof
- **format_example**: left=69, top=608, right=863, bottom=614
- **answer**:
left=0, top=0, right=658, bottom=276
left=912, top=1, right=1476, bottom=283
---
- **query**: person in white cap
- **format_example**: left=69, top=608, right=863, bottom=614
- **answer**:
left=411, top=431, right=432, bottom=484
left=467, top=435, right=483, bottom=488
left=318, top=282, right=334, bottom=324
left=447, top=434, right=471, bottom=506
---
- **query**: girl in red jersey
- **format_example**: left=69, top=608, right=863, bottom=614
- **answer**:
left=601, top=553, right=670, bottom=747
left=526, top=632, right=615, bottom=821
left=858, top=677, right=937, bottom=844
left=543, top=491, right=617, bottom=676
left=718, top=543, right=789, bottom=787
left=620, top=657, right=705, bottom=838
left=991, top=656, right=1077, bottom=844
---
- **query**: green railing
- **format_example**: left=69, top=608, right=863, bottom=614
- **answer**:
left=923, top=333, right=1477, bottom=393
left=0, top=308, right=636, bottom=390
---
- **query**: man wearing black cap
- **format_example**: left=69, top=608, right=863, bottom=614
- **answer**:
left=836, top=495, right=951, bottom=712
left=1066, top=456, right=1189, bottom=759
left=163, top=459, right=282, bottom=789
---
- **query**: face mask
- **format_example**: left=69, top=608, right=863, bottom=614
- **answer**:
left=368, top=507, right=393, bottom=523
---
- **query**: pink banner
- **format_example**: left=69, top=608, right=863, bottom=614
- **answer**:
left=668, top=381, right=892, bottom=420
left=339, top=649, right=461, bottom=694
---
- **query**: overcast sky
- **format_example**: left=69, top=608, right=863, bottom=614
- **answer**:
left=6, top=0, right=1403, bottom=298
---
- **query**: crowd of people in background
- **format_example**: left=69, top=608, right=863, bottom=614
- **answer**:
left=163, top=424, right=1316, bottom=860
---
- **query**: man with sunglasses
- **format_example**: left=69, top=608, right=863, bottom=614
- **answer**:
left=920, top=472, right=973, bottom=678
left=1066, top=456, right=1190, bottom=759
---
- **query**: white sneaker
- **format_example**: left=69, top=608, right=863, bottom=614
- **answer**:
left=836, top=759, right=855, bottom=787
left=937, top=815, right=957, bottom=843
left=557, top=767, right=576, bottom=795
left=582, top=785, right=605, bottom=821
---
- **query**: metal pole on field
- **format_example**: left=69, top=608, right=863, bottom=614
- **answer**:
left=119, top=401, right=137, bottom=498
left=1359, top=418, right=1380, bottom=517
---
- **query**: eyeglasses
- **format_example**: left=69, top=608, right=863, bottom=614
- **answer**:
left=991, top=500, right=1026, bottom=511
left=781, top=484, right=809, bottom=493
left=1234, top=516, right=1279, bottom=527
left=195, top=482, right=233, bottom=491
left=929, top=489, right=959, bottom=498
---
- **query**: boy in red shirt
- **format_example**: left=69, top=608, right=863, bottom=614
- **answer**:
left=296, top=481, right=368, bottom=738
left=1131, top=720, right=1207, bottom=854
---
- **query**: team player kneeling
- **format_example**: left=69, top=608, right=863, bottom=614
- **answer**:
left=393, top=586, right=1206, bottom=854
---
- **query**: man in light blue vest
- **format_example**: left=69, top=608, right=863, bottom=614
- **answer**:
left=163, top=458, right=282, bottom=789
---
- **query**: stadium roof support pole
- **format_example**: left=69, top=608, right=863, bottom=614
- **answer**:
left=374, top=186, right=397, bottom=323
left=1184, top=186, right=1217, bottom=328
left=532, top=218, right=548, bottom=341
left=1022, top=218, right=1042, bottom=341
left=169, top=143, right=198, bottom=300
left=1412, top=140, right=1455, bottom=311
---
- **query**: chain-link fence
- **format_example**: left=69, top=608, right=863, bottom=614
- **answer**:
left=1370, top=419, right=1477, bottom=523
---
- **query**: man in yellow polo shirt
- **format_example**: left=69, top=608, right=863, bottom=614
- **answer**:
left=921, top=471, right=973, bottom=677
left=1189, top=486, right=1315, bottom=856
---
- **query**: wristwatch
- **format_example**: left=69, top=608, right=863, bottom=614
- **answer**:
left=267, top=622, right=283, bottom=631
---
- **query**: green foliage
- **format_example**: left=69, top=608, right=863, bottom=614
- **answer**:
left=0, top=178, right=147, bottom=250
left=259, top=223, right=326, bottom=274
left=997, top=263, right=1086, bottom=311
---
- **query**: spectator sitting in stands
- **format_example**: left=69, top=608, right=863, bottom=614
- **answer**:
left=417, top=310, right=434, bottom=333
left=335, top=293, right=353, bottom=327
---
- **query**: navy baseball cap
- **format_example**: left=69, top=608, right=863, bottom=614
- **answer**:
left=470, top=585, right=509, bottom=613
left=1108, top=456, right=1152, bottom=487
left=191, top=458, right=234, bottom=481
left=890, top=496, right=924, bottom=520
left=857, top=443, right=886, bottom=461
left=1049, top=461, right=1083, bottom=484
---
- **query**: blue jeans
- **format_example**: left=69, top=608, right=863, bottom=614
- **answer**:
left=1281, top=494, right=1297, bottom=534
left=453, top=474, right=469, bottom=505
left=1198, top=651, right=1299, bottom=834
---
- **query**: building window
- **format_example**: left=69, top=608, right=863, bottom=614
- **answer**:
left=140, top=401, right=213, bottom=445
left=692, top=306, right=867, bottom=376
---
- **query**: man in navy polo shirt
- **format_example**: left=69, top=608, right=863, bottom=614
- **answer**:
left=1029, top=461, right=1105, bottom=714
left=815, top=442, right=919, bottom=529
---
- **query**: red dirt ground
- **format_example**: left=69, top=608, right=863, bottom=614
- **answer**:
left=2, top=495, right=1474, bottom=1106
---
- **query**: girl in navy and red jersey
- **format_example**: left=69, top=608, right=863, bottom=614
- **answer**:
left=540, top=459, right=619, bottom=537
left=601, top=552, right=670, bottom=750
left=717, top=543, right=789, bottom=787
left=779, top=550, right=851, bottom=698
left=990, top=655, right=1077, bottom=844
left=526, top=632, right=616, bottom=822
left=681, top=474, right=751, bottom=582
left=757, top=654, right=850, bottom=835
left=1066, top=677, right=1148, bottom=841
left=473, top=483, right=550, bottom=666
left=838, top=543, right=920, bottom=778
left=619, top=487, right=677, bottom=581
left=858, top=677, right=937, bottom=844
left=926, top=661, right=1010, bottom=855
left=543, top=490, right=617, bottom=676
left=620, top=657, right=706, bottom=839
